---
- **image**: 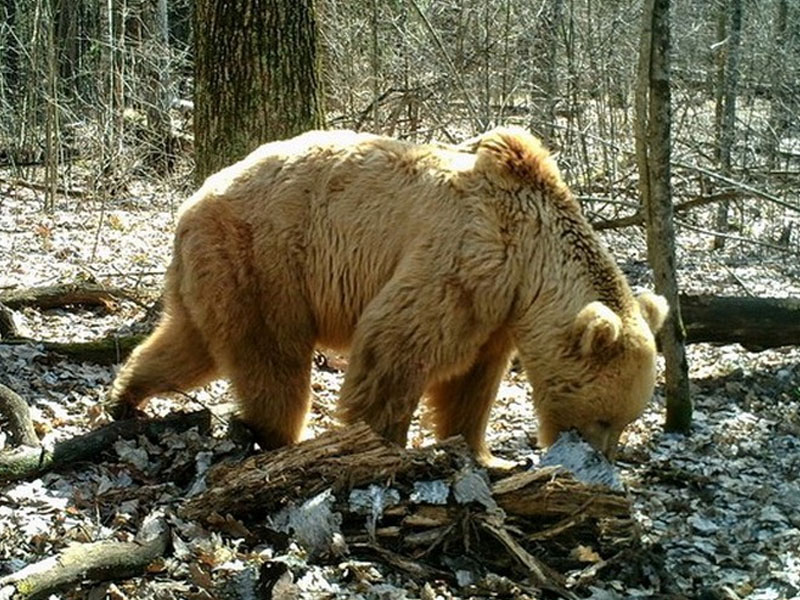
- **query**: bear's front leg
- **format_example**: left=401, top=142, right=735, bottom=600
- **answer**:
left=337, top=332, right=427, bottom=447
left=335, top=274, right=445, bottom=447
left=425, top=329, right=515, bottom=469
left=336, top=270, right=489, bottom=450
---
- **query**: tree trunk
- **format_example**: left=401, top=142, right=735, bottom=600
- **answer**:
left=540, top=0, right=564, bottom=143
left=635, top=0, right=692, bottom=433
left=680, top=295, right=800, bottom=351
left=142, top=0, right=175, bottom=174
left=766, top=0, right=789, bottom=170
left=713, top=0, right=743, bottom=250
left=193, top=0, right=325, bottom=181
left=1, top=0, right=20, bottom=99
left=43, top=0, right=59, bottom=211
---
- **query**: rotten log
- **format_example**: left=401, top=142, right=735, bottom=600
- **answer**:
left=183, top=425, right=635, bottom=591
left=0, top=409, right=211, bottom=482
left=0, top=283, right=131, bottom=311
left=680, top=295, right=800, bottom=350
left=0, top=510, right=168, bottom=600
left=182, top=423, right=410, bottom=521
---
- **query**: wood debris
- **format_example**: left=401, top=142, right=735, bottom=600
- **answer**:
left=183, top=423, right=637, bottom=593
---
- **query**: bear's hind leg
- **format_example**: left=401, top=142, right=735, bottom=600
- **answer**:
left=108, top=296, right=217, bottom=418
left=425, top=331, right=513, bottom=467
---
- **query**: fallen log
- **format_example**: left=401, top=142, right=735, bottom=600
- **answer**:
left=1, top=295, right=793, bottom=373
left=182, top=422, right=410, bottom=521
left=0, top=409, right=211, bottom=482
left=0, top=175, right=87, bottom=199
left=0, top=510, right=168, bottom=600
left=680, top=295, right=800, bottom=350
left=182, top=424, right=635, bottom=593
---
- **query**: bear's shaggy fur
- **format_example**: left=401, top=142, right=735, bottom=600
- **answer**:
left=109, top=127, right=667, bottom=464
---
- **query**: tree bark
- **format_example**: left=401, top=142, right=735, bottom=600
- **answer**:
left=635, top=0, right=692, bottom=433
left=193, top=0, right=325, bottom=181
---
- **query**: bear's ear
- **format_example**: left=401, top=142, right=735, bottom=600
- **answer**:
left=573, top=301, right=623, bottom=357
left=637, top=292, right=669, bottom=334
left=473, top=127, right=562, bottom=190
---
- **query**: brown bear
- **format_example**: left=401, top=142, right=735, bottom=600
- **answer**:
left=108, top=127, right=667, bottom=466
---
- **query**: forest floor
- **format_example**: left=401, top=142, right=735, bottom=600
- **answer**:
left=1, top=179, right=799, bottom=599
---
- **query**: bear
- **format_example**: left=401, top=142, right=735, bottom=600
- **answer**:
left=108, top=127, right=668, bottom=466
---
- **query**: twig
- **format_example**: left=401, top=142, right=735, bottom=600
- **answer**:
left=672, top=160, right=800, bottom=213
left=406, top=0, right=480, bottom=128
left=579, top=196, right=640, bottom=209
left=0, top=509, right=169, bottom=599
left=0, top=383, right=39, bottom=448
left=676, top=220, right=799, bottom=254
left=352, top=543, right=452, bottom=582
left=478, top=514, right=578, bottom=599
left=592, top=191, right=744, bottom=230
left=716, top=262, right=755, bottom=297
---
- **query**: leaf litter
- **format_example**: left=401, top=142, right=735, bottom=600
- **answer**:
left=1, top=184, right=799, bottom=598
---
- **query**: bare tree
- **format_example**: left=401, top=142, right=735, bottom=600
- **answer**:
left=635, top=0, right=692, bottom=433
left=712, top=0, right=743, bottom=250
left=193, top=0, right=325, bottom=181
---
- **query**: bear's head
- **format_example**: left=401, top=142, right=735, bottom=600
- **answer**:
left=534, top=292, right=668, bottom=459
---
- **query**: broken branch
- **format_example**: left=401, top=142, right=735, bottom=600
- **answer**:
left=0, top=409, right=211, bottom=482
left=0, top=283, right=132, bottom=311
left=0, top=510, right=169, bottom=599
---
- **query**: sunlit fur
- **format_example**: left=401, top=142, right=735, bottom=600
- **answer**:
left=109, top=127, right=667, bottom=463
